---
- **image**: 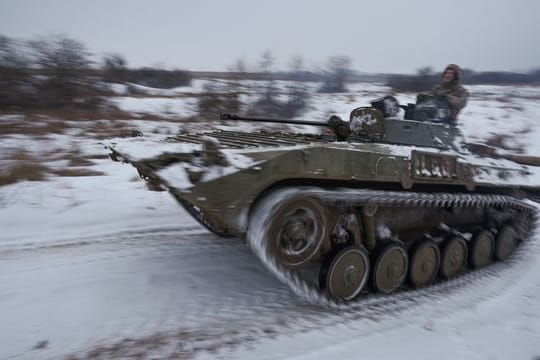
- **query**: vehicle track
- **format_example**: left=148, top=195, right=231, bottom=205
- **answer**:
left=0, top=225, right=214, bottom=257
left=247, top=187, right=536, bottom=308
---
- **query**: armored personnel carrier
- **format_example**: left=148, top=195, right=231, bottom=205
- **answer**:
left=108, top=98, right=539, bottom=304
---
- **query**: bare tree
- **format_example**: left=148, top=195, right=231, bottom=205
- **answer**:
left=233, top=58, right=246, bottom=74
left=0, top=35, right=35, bottom=109
left=417, top=66, right=434, bottom=77
left=248, top=50, right=281, bottom=115
left=226, top=57, right=247, bottom=111
left=284, top=54, right=310, bottom=117
left=259, top=49, right=277, bottom=95
left=259, top=50, right=274, bottom=73
left=30, top=35, right=92, bottom=78
left=102, top=53, right=127, bottom=83
left=319, top=55, right=352, bottom=93
left=28, top=34, right=95, bottom=108
left=0, top=35, right=27, bottom=68
left=288, top=55, right=303, bottom=78
left=198, top=58, right=245, bottom=118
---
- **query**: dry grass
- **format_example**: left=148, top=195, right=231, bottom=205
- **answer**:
left=0, top=107, right=150, bottom=187
left=485, top=134, right=525, bottom=153
left=50, top=168, right=105, bottom=177
left=0, top=100, right=197, bottom=187
left=0, top=146, right=108, bottom=186
left=60, top=147, right=97, bottom=167
left=0, top=118, right=71, bottom=136
left=0, top=161, right=49, bottom=186
left=13, top=108, right=134, bottom=121
left=0, top=107, right=144, bottom=139
left=0, top=114, right=148, bottom=140
left=0, top=150, right=48, bottom=186
left=50, top=147, right=105, bottom=177
left=68, top=156, right=95, bottom=167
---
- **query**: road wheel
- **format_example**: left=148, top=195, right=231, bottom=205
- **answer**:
left=469, top=230, right=494, bottom=269
left=321, top=246, right=370, bottom=300
left=439, top=236, right=467, bottom=279
left=495, top=225, right=518, bottom=261
left=372, top=243, right=408, bottom=294
left=409, top=240, right=440, bottom=287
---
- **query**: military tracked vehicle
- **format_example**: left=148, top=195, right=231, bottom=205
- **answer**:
left=108, top=98, right=539, bottom=304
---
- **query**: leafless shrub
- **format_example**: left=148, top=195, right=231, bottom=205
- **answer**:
left=29, top=34, right=99, bottom=109
left=50, top=168, right=104, bottom=177
left=197, top=81, right=241, bottom=118
left=245, top=52, right=311, bottom=118
left=0, top=35, right=37, bottom=110
left=485, top=134, right=524, bottom=153
left=0, top=117, right=71, bottom=136
left=0, top=160, right=49, bottom=186
left=319, top=56, right=352, bottom=93
left=102, top=53, right=127, bottom=83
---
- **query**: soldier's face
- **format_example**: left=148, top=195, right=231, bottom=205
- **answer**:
left=443, top=69, right=456, bottom=83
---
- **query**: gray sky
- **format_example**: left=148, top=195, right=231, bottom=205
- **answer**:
left=1, top=0, right=539, bottom=74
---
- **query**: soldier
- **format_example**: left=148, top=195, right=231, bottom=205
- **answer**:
left=418, top=64, right=469, bottom=122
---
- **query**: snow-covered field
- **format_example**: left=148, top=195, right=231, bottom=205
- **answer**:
left=109, top=80, right=540, bottom=155
left=1, top=80, right=540, bottom=359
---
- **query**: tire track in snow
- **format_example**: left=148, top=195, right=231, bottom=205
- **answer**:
left=60, top=216, right=540, bottom=359
left=3, top=205, right=539, bottom=359
left=0, top=224, right=212, bottom=257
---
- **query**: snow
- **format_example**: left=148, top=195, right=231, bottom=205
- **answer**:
left=111, top=96, right=199, bottom=118
left=200, top=150, right=262, bottom=183
left=458, top=85, right=540, bottom=156
left=350, top=113, right=378, bottom=134
left=1, top=81, right=540, bottom=359
left=106, top=135, right=202, bottom=161
left=0, top=161, right=195, bottom=249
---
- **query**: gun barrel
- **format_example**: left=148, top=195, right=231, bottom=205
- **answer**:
left=503, top=154, right=540, bottom=167
left=220, top=113, right=329, bottom=127
left=468, top=143, right=540, bottom=167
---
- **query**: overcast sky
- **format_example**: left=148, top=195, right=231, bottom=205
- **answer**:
left=1, top=0, right=539, bottom=74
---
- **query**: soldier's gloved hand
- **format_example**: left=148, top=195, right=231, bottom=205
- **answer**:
left=327, top=115, right=350, bottom=141
left=416, top=93, right=428, bottom=103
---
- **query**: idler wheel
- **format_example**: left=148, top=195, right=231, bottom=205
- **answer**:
left=469, top=230, right=495, bottom=269
left=372, top=243, right=408, bottom=294
left=439, top=236, right=468, bottom=279
left=495, top=225, right=518, bottom=261
left=321, top=246, right=370, bottom=300
left=408, top=240, right=440, bottom=288
left=266, top=196, right=327, bottom=267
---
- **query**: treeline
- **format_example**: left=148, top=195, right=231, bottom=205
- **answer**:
left=3, top=33, right=539, bottom=114
left=103, top=53, right=191, bottom=88
left=0, top=33, right=355, bottom=119
left=387, top=67, right=540, bottom=93
left=0, top=33, right=353, bottom=116
left=0, top=34, right=192, bottom=112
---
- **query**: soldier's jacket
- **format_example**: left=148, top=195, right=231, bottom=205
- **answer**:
left=430, top=81, right=469, bottom=121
